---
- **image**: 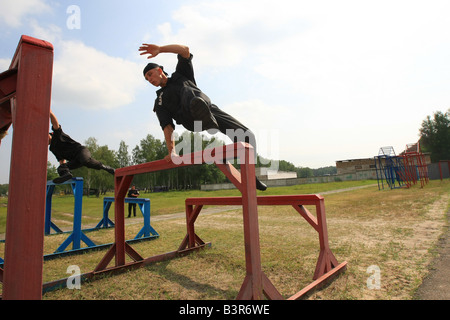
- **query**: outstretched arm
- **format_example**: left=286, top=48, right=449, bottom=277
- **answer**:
left=49, top=110, right=60, bottom=130
left=163, top=124, right=177, bottom=162
left=139, top=44, right=190, bottom=59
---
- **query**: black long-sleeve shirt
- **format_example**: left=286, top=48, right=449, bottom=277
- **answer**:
left=49, top=125, right=83, bottom=161
left=153, top=53, right=211, bottom=132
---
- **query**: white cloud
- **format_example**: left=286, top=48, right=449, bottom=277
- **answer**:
left=52, top=40, right=146, bottom=110
left=156, top=0, right=305, bottom=71
left=223, top=99, right=288, bottom=131
left=2, top=13, right=146, bottom=111
left=29, top=19, right=62, bottom=44
left=0, top=0, right=51, bottom=27
left=0, top=58, right=11, bottom=70
left=156, top=0, right=450, bottom=107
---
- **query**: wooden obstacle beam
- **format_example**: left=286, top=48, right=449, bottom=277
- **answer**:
left=42, top=143, right=251, bottom=294
left=0, top=35, right=53, bottom=300
left=93, top=142, right=279, bottom=299
left=184, top=195, right=347, bottom=299
left=41, top=142, right=347, bottom=300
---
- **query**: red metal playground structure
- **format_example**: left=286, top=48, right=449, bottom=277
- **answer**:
left=0, top=36, right=347, bottom=300
left=374, top=144, right=430, bottom=190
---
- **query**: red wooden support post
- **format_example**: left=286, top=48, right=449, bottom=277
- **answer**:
left=236, top=145, right=263, bottom=299
left=1, top=36, right=53, bottom=300
left=312, top=197, right=339, bottom=279
left=184, top=194, right=347, bottom=299
left=114, top=175, right=131, bottom=266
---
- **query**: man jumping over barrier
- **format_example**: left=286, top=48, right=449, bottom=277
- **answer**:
left=48, top=110, right=115, bottom=184
left=139, top=43, right=267, bottom=191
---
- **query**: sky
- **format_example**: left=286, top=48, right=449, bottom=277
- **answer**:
left=1, top=0, right=450, bottom=184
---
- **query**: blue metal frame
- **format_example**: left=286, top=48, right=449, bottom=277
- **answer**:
left=374, top=146, right=407, bottom=190
left=94, top=200, right=116, bottom=229
left=45, top=178, right=96, bottom=253
left=1, top=180, right=160, bottom=264
left=99, top=197, right=159, bottom=239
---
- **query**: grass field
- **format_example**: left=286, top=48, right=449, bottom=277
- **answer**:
left=1, top=179, right=449, bottom=300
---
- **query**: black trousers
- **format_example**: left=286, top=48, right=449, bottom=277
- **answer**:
left=67, top=147, right=104, bottom=171
left=58, top=147, right=104, bottom=175
left=128, top=203, right=136, bottom=217
left=182, top=103, right=257, bottom=158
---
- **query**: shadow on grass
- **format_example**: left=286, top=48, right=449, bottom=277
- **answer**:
left=148, top=259, right=239, bottom=300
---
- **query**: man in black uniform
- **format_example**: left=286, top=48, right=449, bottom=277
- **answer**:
left=127, top=185, right=139, bottom=217
left=138, top=43, right=267, bottom=191
left=49, top=110, right=115, bottom=184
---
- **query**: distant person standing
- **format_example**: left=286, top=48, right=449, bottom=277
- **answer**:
left=127, top=185, right=139, bottom=217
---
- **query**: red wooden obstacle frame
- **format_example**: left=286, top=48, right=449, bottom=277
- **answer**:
left=89, top=142, right=347, bottom=300
left=185, top=195, right=348, bottom=299
left=0, top=35, right=53, bottom=300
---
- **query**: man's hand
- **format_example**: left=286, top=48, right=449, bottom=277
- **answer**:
left=139, top=44, right=190, bottom=59
left=49, top=109, right=60, bottom=130
left=164, top=150, right=182, bottom=164
left=139, top=44, right=161, bottom=59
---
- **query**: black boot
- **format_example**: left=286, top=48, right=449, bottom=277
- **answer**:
left=190, top=97, right=219, bottom=130
left=53, top=173, right=73, bottom=184
left=101, top=164, right=115, bottom=175
left=256, top=177, right=267, bottom=191
left=53, top=164, right=73, bottom=184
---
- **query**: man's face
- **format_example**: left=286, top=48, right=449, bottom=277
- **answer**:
left=145, top=67, right=165, bottom=87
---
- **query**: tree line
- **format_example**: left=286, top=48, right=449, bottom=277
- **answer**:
left=3, top=109, right=446, bottom=196
left=419, top=109, right=450, bottom=162
left=43, top=131, right=335, bottom=195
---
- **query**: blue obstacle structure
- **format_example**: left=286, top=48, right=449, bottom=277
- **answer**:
left=374, top=146, right=407, bottom=190
left=42, top=178, right=159, bottom=260
left=98, top=197, right=159, bottom=240
left=45, top=177, right=96, bottom=253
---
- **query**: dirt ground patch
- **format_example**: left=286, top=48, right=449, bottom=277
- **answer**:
left=3, top=181, right=449, bottom=300
left=415, top=206, right=450, bottom=300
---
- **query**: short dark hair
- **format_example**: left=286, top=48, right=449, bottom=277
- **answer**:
left=143, top=63, right=168, bottom=77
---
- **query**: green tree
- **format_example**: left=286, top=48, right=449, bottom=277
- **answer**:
left=278, top=160, right=297, bottom=172
left=131, top=145, right=144, bottom=165
left=313, top=166, right=337, bottom=176
left=0, top=184, right=9, bottom=195
left=47, top=161, right=58, bottom=181
left=131, top=134, right=167, bottom=189
left=117, top=140, right=130, bottom=168
left=419, top=109, right=450, bottom=162
left=297, top=167, right=314, bottom=178
left=71, top=137, right=117, bottom=195
left=92, top=145, right=117, bottom=194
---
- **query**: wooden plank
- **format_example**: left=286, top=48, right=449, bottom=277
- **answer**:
left=2, top=35, right=53, bottom=300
